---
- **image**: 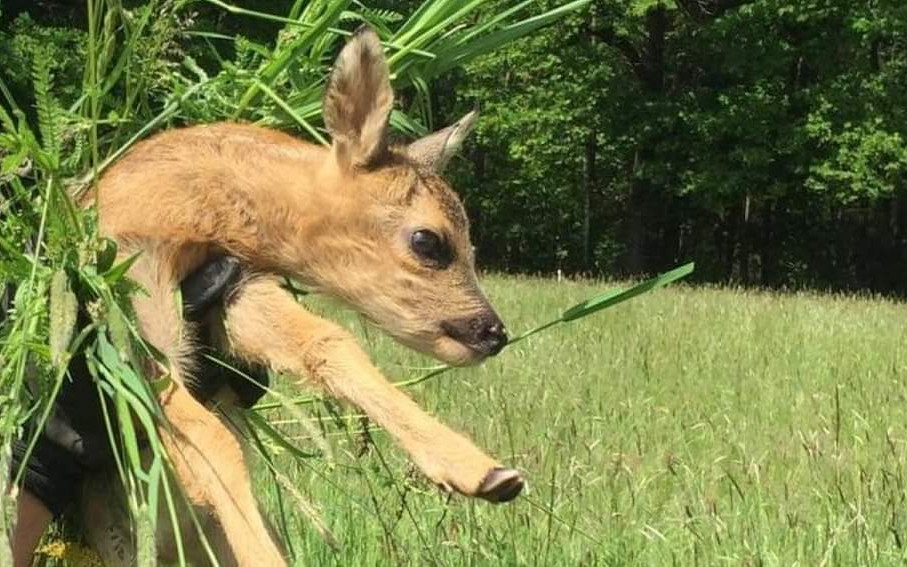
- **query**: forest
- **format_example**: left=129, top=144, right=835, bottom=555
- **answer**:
left=451, top=0, right=907, bottom=293
left=4, top=1, right=907, bottom=292
left=4, top=3, right=907, bottom=565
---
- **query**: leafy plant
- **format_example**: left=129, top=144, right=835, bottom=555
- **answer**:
left=0, top=2, right=697, bottom=565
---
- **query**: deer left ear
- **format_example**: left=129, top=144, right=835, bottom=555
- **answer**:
left=323, top=26, right=393, bottom=170
left=406, top=110, right=478, bottom=174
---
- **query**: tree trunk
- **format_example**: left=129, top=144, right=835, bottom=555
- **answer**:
left=471, top=143, right=489, bottom=261
left=660, top=201, right=681, bottom=269
left=760, top=201, right=776, bottom=286
left=582, top=133, right=596, bottom=271
left=740, top=192, right=751, bottom=286
left=624, top=150, right=646, bottom=275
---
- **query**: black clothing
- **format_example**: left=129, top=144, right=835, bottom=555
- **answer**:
left=3, top=256, right=269, bottom=516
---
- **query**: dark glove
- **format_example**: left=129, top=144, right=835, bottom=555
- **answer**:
left=181, top=255, right=270, bottom=409
left=182, top=255, right=243, bottom=317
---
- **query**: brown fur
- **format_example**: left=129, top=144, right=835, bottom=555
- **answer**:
left=83, top=26, right=521, bottom=565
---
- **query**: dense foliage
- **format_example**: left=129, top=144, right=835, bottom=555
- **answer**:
left=444, top=0, right=907, bottom=293
left=5, top=1, right=906, bottom=293
left=0, top=1, right=589, bottom=563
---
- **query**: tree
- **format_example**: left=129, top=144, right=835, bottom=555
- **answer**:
left=449, top=0, right=907, bottom=292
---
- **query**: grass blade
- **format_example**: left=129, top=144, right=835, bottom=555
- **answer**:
left=560, top=262, right=695, bottom=322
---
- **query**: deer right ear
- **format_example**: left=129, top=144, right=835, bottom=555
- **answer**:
left=407, top=110, right=478, bottom=174
left=323, top=26, right=393, bottom=171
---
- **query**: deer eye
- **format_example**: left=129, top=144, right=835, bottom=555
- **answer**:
left=410, top=229, right=452, bottom=268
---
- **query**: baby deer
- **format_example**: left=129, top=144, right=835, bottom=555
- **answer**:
left=86, top=26, right=523, bottom=565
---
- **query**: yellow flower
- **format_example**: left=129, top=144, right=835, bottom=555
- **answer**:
left=36, top=539, right=103, bottom=566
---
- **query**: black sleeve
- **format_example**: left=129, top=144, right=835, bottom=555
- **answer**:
left=181, top=256, right=270, bottom=409
left=10, top=437, right=85, bottom=517
left=4, top=284, right=108, bottom=517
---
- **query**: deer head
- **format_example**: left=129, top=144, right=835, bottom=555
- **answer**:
left=307, top=26, right=506, bottom=366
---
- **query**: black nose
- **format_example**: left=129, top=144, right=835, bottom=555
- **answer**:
left=441, top=312, right=508, bottom=357
left=480, top=320, right=508, bottom=355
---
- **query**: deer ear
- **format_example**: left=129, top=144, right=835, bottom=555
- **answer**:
left=407, top=110, right=478, bottom=174
left=323, top=26, right=393, bottom=170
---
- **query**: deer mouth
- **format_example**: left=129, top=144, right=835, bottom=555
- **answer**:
left=439, top=331, right=485, bottom=357
left=365, top=309, right=507, bottom=365
left=440, top=312, right=508, bottom=359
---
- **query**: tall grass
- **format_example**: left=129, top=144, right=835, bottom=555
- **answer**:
left=1, top=1, right=617, bottom=563
left=252, top=276, right=907, bottom=565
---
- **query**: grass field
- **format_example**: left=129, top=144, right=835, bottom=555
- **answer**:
left=224, top=274, right=907, bottom=566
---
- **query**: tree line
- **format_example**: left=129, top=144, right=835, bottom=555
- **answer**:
left=436, top=0, right=907, bottom=294
left=4, top=0, right=907, bottom=293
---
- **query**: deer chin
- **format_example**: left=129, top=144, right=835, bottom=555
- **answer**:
left=431, top=335, right=487, bottom=367
left=361, top=312, right=486, bottom=366
left=380, top=327, right=485, bottom=366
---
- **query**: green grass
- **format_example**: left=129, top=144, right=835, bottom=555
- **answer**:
left=252, top=274, right=907, bottom=566
left=5, top=3, right=905, bottom=564
left=0, top=3, right=596, bottom=563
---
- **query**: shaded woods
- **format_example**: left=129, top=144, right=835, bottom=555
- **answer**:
left=4, top=1, right=907, bottom=293
left=444, top=1, right=907, bottom=293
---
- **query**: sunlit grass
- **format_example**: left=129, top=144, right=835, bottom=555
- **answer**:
left=1, top=1, right=594, bottom=562
left=253, top=275, right=907, bottom=565
left=6, top=1, right=905, bottom=564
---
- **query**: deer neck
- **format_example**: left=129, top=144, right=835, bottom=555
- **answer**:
left=248, top=158, right=374, bottom=291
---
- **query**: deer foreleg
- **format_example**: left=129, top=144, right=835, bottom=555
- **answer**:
left=221, top=277, right=523, bottom=503
left=157, top=384, right=286, bottom=566
left=122, top=248, right=285, bottom=566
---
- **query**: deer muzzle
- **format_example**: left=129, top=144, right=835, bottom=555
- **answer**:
left=441, top=310, right=508, bottom=358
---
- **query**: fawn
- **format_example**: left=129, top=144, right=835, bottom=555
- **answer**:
left=81, top=26, right=523, bottom=565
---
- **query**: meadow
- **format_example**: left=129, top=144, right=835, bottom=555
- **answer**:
left=6, top=3, right=907, bottom=565
left=211, top=274, right=907, bottom=566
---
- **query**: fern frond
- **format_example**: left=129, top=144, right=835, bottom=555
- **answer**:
left=342, top=6, right=405, bottom=24
left=32, top=50, right=63, bottom=170
left=61, top=126, right=86, bottom=171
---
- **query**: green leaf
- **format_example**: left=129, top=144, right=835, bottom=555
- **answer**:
left=102, top=250, right=141, bottom=285
left=247, top=410, right=320, bottom=460
left=561, top=262, right=695, bottom=322
left=49, top=270, right=78, bottom=368
left=149, top=374, right=172, bottom=397
left=136, top=503, right=157, bottom=567
left=96, top=238, right=119, bottom=273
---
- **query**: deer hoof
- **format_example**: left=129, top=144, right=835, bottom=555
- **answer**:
left=477, top=468, right=524, bottom=503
